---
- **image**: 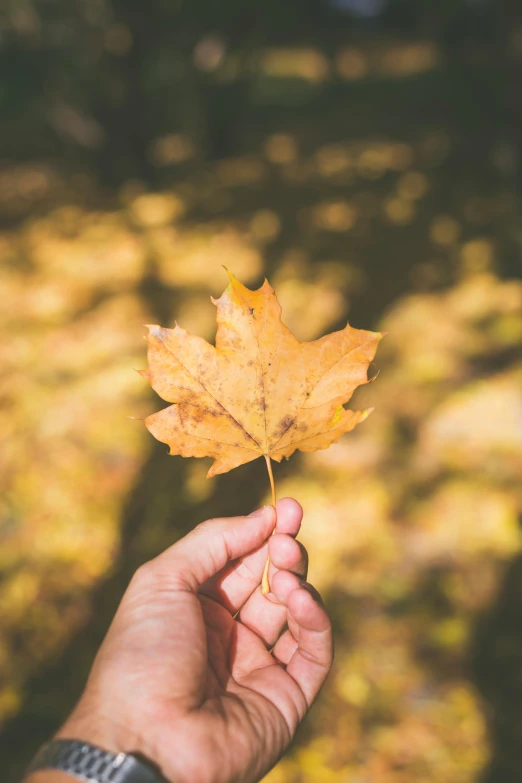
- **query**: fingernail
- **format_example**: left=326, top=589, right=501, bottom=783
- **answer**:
left=265, top=591, right=280, bottom=604
left=248, top=505, right=268, bottom=517
left=300, top=581, right=324, bottom=605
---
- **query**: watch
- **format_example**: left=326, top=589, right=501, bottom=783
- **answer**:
left=26, top=739, right=166, bottom=783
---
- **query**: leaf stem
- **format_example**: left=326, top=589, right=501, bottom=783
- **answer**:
left=261, top=455, right=276, bottom=594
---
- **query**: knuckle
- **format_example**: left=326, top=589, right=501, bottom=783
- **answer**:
left=235, top=557, right=260, bottom=584
left=193, top=517, right=224, bottom=537
left=191, top=519, right=230, bottom=557
left=130, top=558, right=189, bottom=593
left=127, top=562, right=159, bottom=596
left=132, top=560, right=156, bottom=584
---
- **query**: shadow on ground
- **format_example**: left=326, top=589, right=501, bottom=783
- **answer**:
left=0, top=443, right=268, bottom=783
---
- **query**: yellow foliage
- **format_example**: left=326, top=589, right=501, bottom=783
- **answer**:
left=1, top=150, right=521, bottom=783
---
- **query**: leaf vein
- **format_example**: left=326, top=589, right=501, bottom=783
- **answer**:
left=267, top=333, right=376, bottom=452
left=157, top=332, right=261, bottom=450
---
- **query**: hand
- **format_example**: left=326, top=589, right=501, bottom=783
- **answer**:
left=37, top=499, right=333, bottom=783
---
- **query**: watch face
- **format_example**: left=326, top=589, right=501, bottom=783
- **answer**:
left=26, top=740, right=163, bottom=783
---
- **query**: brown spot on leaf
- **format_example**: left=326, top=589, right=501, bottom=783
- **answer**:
left=273, top=415, right=295, bottom=439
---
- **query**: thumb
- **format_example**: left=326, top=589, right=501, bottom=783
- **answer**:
left=146, top=505, right=276, bottom=591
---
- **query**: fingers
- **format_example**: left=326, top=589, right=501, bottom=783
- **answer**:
left=236, top=580, right=332, bottom=735
left=139, top=505, right=276, bottom=592
left=270, top=571, right=302, bottom=664
left=236, top=532, right=307, bottom=647
left=282, top=585, right=333, bottom=706
left=200, top=498, right=304, bottom=612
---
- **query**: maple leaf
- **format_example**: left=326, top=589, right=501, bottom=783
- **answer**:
left=142, top=271, right=383, bottom=474
left=141, top=270, right=383, bottom=591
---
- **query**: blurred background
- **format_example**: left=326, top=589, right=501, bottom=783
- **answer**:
left=1, top=1, right=522, bottom=781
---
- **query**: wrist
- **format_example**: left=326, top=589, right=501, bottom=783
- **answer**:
left=24, top=738, right=168, bottom=783
left=48, top=687, right=182, bottom=783
left=55, top=707, right=128, bottom=756
left=54, top=702, right=169, bottom=780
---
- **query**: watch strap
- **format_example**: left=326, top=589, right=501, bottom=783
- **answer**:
left=26, top=739, right=165, bottom=783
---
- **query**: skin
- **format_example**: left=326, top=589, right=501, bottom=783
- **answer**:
left=25, top=499, right=333, bottom=783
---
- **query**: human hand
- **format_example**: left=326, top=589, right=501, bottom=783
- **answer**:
left=29, top=499, right=332, bottom=783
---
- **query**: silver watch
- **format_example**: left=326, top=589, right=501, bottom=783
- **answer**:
left=26, top=739, right=166, bottom=783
